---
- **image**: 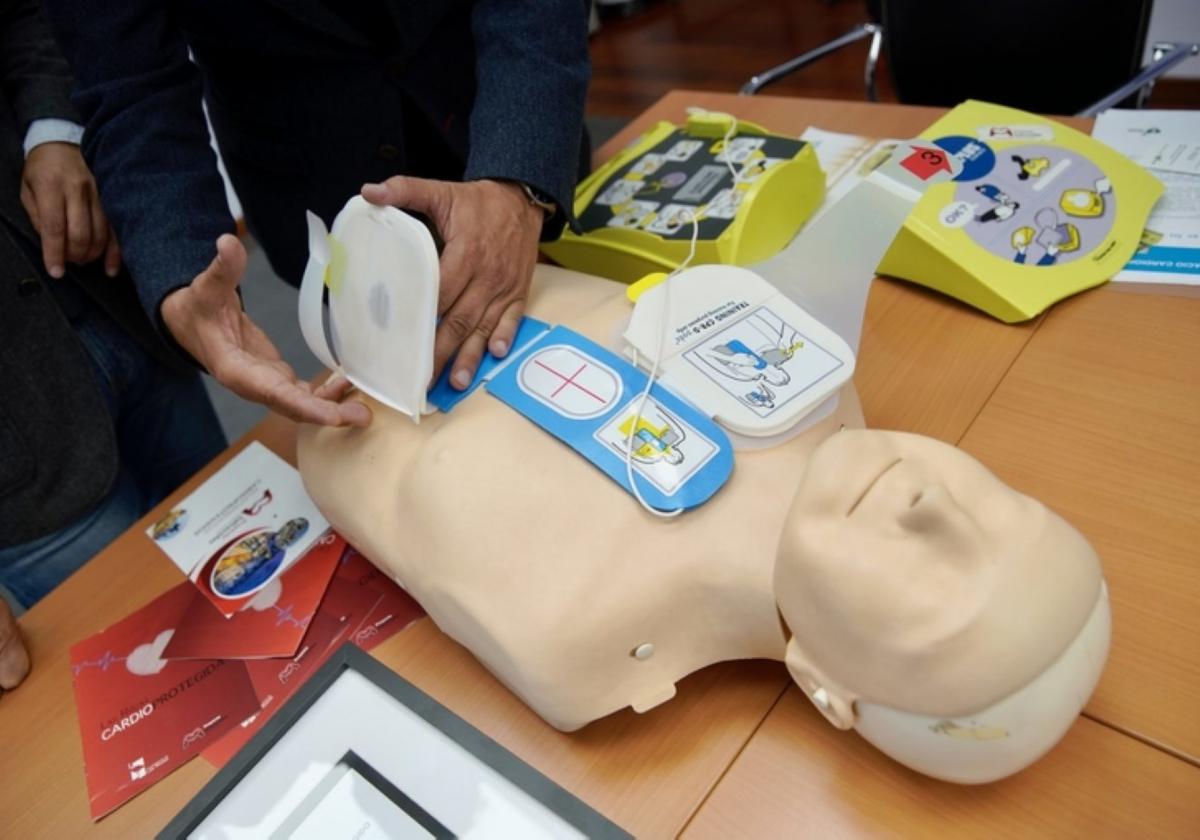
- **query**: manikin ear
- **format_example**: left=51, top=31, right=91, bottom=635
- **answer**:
left=784, top=635, right=857, bottom=730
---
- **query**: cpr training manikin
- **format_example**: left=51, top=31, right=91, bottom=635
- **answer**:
left=295, top=196, right=1110, bottom=785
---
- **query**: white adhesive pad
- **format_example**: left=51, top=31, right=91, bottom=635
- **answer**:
left=299, top=197, right=439, bottom=421
left=623, top=265, right=855, bottom=437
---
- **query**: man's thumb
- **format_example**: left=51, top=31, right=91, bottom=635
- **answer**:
left=199, top=233, right=248, bottom=293
left=362, top=175, right=449, bottom=218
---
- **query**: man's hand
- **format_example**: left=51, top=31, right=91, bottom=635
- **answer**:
left=20, top=142, right=121, bottom=279
left=162, top=234, right=372, bottom=427
left=361, top=177, right=543, bottom=389
left=0, top=598, right=30, bottom=696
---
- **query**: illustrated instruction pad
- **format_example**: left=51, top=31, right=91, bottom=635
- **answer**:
left=623, top=264, right=855, bottom=437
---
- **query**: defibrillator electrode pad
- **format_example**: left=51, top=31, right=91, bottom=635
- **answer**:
left=623, top=265, right=855, bottom=437
left=298, top=196, right=439, bottom=421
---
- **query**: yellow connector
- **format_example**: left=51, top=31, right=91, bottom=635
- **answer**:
left=626, top=272, right=670, bottom=302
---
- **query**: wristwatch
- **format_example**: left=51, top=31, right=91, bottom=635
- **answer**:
left=517, top=182, right=558, bottom=218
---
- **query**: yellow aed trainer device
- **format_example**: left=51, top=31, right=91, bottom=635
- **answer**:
left=873, top=101, right=1163, bottom=322
left=541, top=110, right=825, bottom=283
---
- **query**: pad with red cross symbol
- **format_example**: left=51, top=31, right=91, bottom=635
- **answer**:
left=486, top=325, right=733, bottom=512
left=517, top=345, right=623, bottom=419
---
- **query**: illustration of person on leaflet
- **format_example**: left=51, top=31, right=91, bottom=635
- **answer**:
left=700, top=309, right=806, bottom=410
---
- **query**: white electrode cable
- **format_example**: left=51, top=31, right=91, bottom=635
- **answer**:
left=686, top=107, right=744, bottom=186
left=624, top=209, right=700, bottom=518
left=624, top=108, right=748, bottom=518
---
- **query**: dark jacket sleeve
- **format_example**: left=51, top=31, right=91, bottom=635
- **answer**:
left=0, top=0, right=79, bottom=132
left=40, top=0, right=234, bottom=330
left=463, top=0, right=590, bottom=237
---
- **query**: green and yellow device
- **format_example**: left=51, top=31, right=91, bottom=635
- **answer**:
left=542, top=111, right=825, bottom=283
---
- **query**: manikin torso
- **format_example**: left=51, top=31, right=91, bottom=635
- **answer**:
left=299, top=266, right=860, bottom=730
left=298, top=264, right=1109, bottom=783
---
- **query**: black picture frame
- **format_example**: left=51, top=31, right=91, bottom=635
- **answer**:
left=160, top=643, right=632, bottom=839
left=276, top=749, right=454, bottom=839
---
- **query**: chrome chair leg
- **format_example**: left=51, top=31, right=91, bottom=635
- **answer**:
left=1079, top=42, right=1200, bottom=116
left=740, top=23, right=884, bottom=97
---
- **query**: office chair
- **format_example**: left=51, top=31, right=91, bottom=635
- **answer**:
left=740, top=0, right=1198, bottom=117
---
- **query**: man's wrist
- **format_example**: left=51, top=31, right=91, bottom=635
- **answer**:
left=485, top=178, right=557, bottom=218
left=516, top=182, right=558, bottom=218
left=22, top=118, right=85, bottom=159
left=159, top=285, right=201, bottom=362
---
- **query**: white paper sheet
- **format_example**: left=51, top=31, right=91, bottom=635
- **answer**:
left=799, top=128, right=903, bottom=227
left=1093, top=109, right=1200, bottom=285
left=144, top=442, right=330, bottom=616
left=282, top=766, right=435, bottom=840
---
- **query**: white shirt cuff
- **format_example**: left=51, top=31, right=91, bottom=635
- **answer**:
left=23, top=118, right=85, bottom=158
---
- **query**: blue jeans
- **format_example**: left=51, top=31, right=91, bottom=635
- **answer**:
left=0, top=302, right=226, bottom=609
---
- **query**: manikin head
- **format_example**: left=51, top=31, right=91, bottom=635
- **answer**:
left=775, top=429, right=1110, bottom=783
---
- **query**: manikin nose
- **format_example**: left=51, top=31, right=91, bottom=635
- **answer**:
left=896, top=484, right=968, bottom=533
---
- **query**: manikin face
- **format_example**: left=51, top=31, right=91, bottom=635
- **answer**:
left=780, top=429, right=1050, bottom=656
left=775, top=429, right=1107, bottom=782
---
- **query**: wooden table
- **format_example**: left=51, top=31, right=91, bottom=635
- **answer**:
left=2, top=92, right=1197, bottom=838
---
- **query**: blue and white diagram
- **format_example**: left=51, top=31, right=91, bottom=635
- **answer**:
left=685, top=307, right=844, bottom=418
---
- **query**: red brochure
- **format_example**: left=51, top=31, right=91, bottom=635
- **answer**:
left=163, top=534, right=345, bottom=661
left=199, top=611, right=351, bottom=768
left=202, top=548, right=425, bottom=768
left=350, top=577, right=425, bottom=652
left=68, top=584, right=260, bottom=820
left=321, top=549, right=424, bottom=650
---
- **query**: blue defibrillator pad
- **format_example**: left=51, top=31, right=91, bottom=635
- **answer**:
left=427, top=317, right=550, bottom=412
left=486, top=326, right=734, bottom=512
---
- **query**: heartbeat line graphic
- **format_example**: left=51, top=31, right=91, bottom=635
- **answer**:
left=270, top=603, right=312, bottom=629
left=72, top=650, right=126, bottom=675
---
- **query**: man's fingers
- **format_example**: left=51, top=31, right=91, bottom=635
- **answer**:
left=435, top=241, right=472, bottom=317
left=173, top=292, right=368, bottom=428
left=36, top=190, right=66, bottom=278
left=104, top=235, right=122, bottom=277
left=217, top=355, right=370, bottom=428
left=65, top=187, right=93, bottom=264
left=446, top=296, right=525, bottom=390
left=0, top=601, right=30, bottom=692
left=312, top=375, right=373, bottom=426
left=361, top=175, right=450, bottom=220
left=488, top=299, right=526, bottom=358
left=86, top=190, right=109, bottom=265
left=313, top=373, right=354, bottom=401
left=431, top=290, right=487, bottom=384
left=338, top=400, right=372, bottom=427
left=229, top=367, right=342, bottom=426
left=19, top=182, right=38, bottom=229
left=436, top=282, right=528, bottom=388
left=263, top=380, right=352, bottom=427
left=0, top=636, right=30, bottom=691
left=447, top=330, right=488, bottom=390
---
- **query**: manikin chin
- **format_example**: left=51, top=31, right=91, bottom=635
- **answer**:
left=297, top=265, right=1109, bottom=784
